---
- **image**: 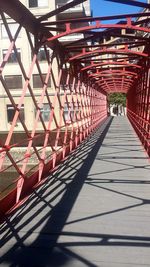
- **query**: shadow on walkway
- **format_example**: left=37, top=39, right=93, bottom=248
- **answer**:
left=0, top=117, right=113, bottom=267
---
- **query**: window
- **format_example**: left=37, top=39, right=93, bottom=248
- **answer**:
left=29, top=0, right=37, bottom=7
left=33, top=74, right=51, bottom=88
left=40, top=103, right=51, bottom=122
left=2, top=49, right=21, bottom=63
left=60, top=69, right=68, bottom=90
left=31, top=48, right=49, bottom=62
left=5, top=75, right=22, bottom=89
left=61, top=69, right=68, bottom=85
left=1, top=23, right=21, bottom=38
left=7, top=104, right=25, bottom=123
left=29, top=0, right=48, bottom=8
left=64, top=103, right=76, bottom=122
left=61, top=69, right=73, bottom=88
left=37, top=48, right=47, bottom=61
left=126, top=29, right=134, bottom=34
left=64, top=103, right=70, bottom=122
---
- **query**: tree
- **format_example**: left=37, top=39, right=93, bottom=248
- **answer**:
left=108, top=93, right=126, bottom=107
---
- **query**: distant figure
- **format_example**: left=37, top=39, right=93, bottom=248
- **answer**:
left=118, top=104, right=122, bottom=116
left=115, top=105, right=119, bottom=116
left=112, top=105, right=118, bottom=116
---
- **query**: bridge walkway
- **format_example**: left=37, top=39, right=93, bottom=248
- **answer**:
left=0, top=116, right=150, bottom=267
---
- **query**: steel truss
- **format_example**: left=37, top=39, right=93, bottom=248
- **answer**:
left=127, top=46, right=150, bottom=157
left=0, top=0, right=150, bottom=217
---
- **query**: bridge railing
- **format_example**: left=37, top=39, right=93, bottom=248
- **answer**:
left=0, top=8, right=107, bottom=216
left=127, top=51, right=150, bottom=156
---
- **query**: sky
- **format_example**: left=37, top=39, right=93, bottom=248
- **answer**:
left=90, top=0, right=147, bottom=18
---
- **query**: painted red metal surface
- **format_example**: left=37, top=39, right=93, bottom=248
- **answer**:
left=127, top=49, right=150, bottom=157
left=81, top=61, right=142, bottom=72
left=46, top=20, right=150, bottom=43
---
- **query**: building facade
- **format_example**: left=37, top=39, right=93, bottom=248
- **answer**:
left=0, top=0, right=91, bottom=133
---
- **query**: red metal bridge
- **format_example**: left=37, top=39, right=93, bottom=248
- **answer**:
left=0, top=0, right=150, bottom=265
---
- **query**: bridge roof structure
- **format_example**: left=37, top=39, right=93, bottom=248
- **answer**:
left=1, top=0, right=150, bottom=94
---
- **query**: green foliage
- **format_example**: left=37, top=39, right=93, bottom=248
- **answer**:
left=108, top=93, right=126, bottom=107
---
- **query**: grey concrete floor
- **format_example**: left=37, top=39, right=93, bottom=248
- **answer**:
left=0, top=116, right=150, bottom=267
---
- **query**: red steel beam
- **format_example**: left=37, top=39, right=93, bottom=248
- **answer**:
left=46, top=21, right=150, bottom=43
left=69, top=48, right=148, bottom=62
left=81, top=61, right=142, bottom=72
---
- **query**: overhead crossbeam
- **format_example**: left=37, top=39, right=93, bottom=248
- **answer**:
left=46, top=19, right=150, bottom=43
left=81, top=61, right=142, bottom=72
left=69, top=48, right=148, bottom=61
left=89, top=70, right=137, bottom=78
left=66, top=41, right=147, bottom=50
